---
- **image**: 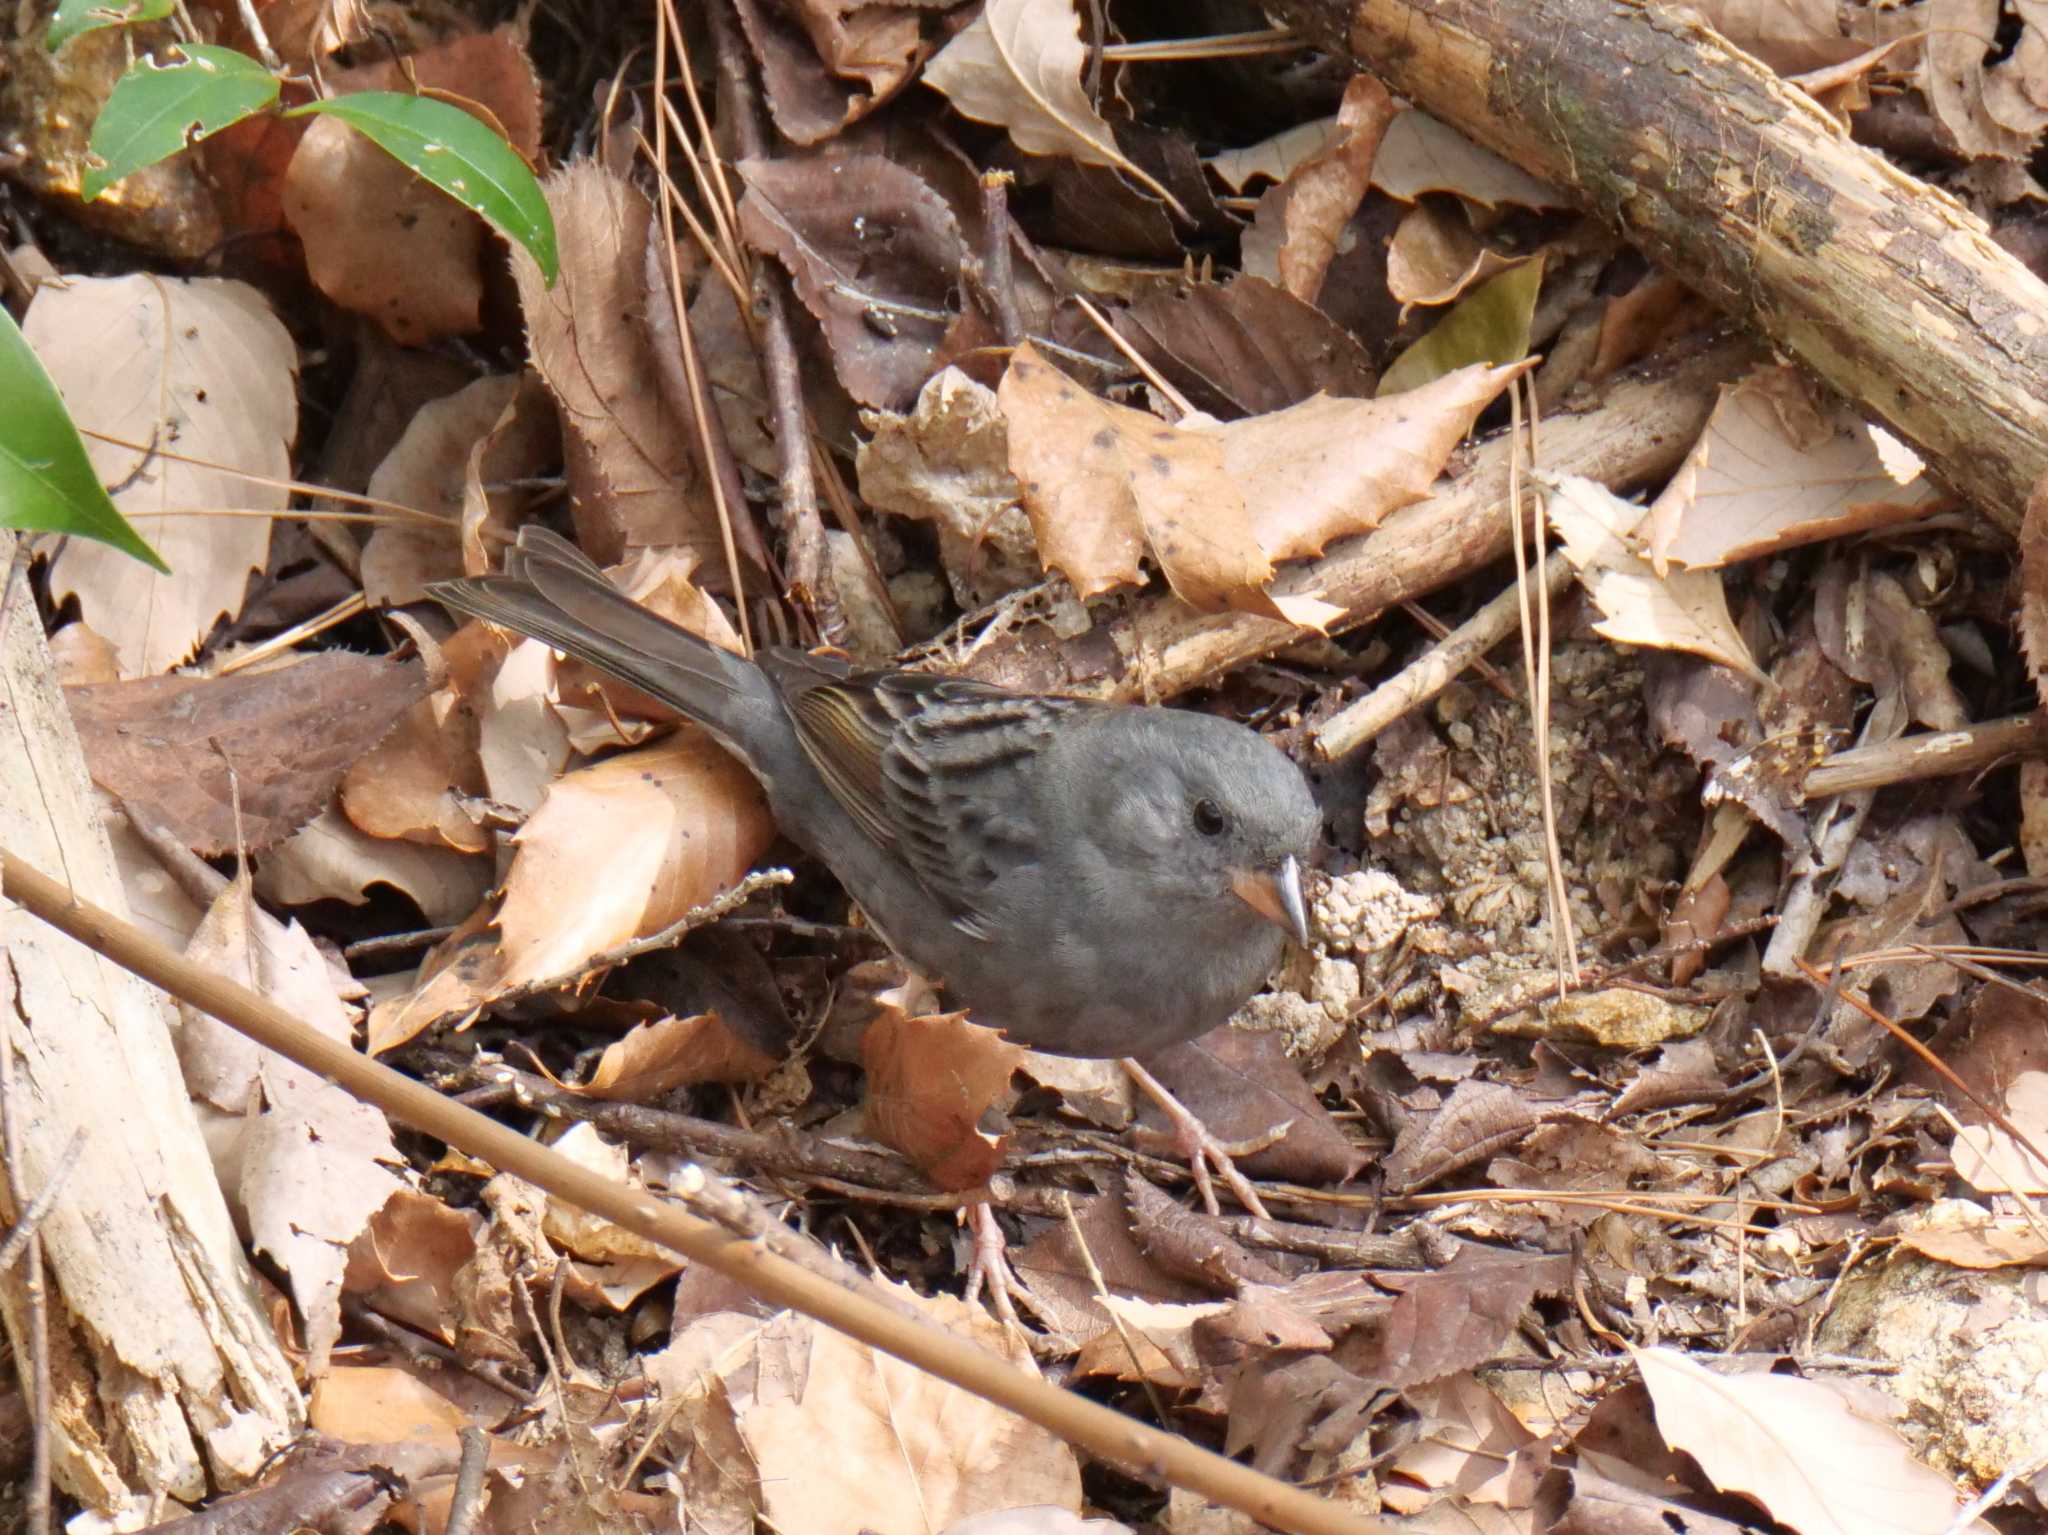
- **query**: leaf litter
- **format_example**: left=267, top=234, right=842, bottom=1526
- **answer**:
left=8, top=0, right=2048, bottom=1530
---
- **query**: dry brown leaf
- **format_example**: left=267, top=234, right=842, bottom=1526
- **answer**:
left=1240, top=74, right=1395, bottom=304
left=736, top=153, right=964, bottom=410
left=576, top=1012, right=777, bottom=1102
left=864, top=1004, right=1024, bottom=1190
left=69, top=653, right=431, bottom=855
left=284, top=114, right=485, bottom=344
left=27, top=274, right=298, bottom=676
left=255, top=804, right=492, bottom=925
left=342, top=1187, right=481, bottom=1343
left=1545, top=473, right=1765, bottom=682
left=359, top=374, right=520, bottom=606
left=308, top=1365, right=468, bottom=1445
left=1206, top=118, right=1343, bottom=193
left=1219, top=361, right=1530, bottom=566
left=999, top=342, right=1271, bottom=611
left=707, top=1295, right=1083, bottom=1534
left=179, top=876, right=404, bottom=1373
left=494, top=730, right=774, bottom=989
left=1386, top=201, right=1517, bottom=309
left=1689, top=0, right=1921, bottom=74
left=1370, top=109, right=1571, bottom=209
left=1115, top=277, right=1380, bottom=418
left=732, top=0, right=918, bottom=144
left=923, top=0, right=1183, bottom=215
left=511, top=161, right=717, bottom=564
left=337, top=681, right=490, bottom=854
left=281, top=29, right=542, bottom=343
left=856, top=367, right=1042, bottom=609
left=1633, top=1346, right=1970, bottom=1535
left=1950, top=1072, right=2048, bottom=1194
left=1921, top=0, right=2030, bottom=158
left=537, top=1123, right=685, bottom=1304
left=1072, top=1295, right=1225, bottom=1388
left=1647, top=365, right=1938, bottom=574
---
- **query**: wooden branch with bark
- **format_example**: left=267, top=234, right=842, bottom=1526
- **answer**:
left=1267, top=0, right=2048, bottom=534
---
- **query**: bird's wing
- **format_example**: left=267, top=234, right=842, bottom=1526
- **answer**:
left=782, top=670, right=1076, bottom=933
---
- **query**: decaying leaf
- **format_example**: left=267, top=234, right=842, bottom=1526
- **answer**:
left=510, top=161, right=718, bottom=564
left=70, top=653, right=431, bottom=854
left=923, top=0, right=1183, bottom=216
left=1370, top=108, right=1572, bottom=209
left=1240, top=74, right=1396, bottom=304
left=1544, top=472, right=1766, bottom=682
left=737, top=152, right=964, bottom=410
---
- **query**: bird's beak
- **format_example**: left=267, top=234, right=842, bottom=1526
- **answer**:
left=1230, top=855, right=1310, bottom=947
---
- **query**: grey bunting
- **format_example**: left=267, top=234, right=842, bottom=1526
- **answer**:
left=429, top=527, right=1320, bottom=1058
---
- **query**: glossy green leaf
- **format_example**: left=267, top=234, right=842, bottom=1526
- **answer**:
left=288, top=91, right=558, bottom=286
left=46, top=0, right=173, bottom=53
left=82, top=43, right=279, bottom=201
left=1379, top=255, right=1546, bottom=398
left=0, top=307, right=169, bottom=572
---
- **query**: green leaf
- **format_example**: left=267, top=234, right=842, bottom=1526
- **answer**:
left=0, top=307, right=169, bottom=572
left=46, top=0, right=173, bottom=53
left=1379, top=256, right=1546, bottom=398
left=288, top=91, right=558, bottom=286
left=82, top=43, right=279, bottom=201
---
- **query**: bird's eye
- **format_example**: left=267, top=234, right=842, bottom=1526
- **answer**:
left=1191, top=797, right=1228, bottom=837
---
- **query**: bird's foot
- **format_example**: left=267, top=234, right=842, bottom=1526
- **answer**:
left=1122, top=1057, right=1279, bottom=1220
left=962, top=1200, right=1032, bottom=1333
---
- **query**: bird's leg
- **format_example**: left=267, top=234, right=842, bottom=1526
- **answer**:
left=1122, top=1057, right=1275, bottom=1220
left=962, top=1200, right=1029, bottom=1331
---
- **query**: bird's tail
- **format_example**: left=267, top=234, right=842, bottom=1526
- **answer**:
left=427, top=526, right=765, bottom=738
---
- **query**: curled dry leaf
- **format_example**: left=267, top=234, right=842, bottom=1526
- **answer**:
left=1386, top=200, right=1517, bottom=310
left=864, top=1003, right=1024, bottom=1190
left=923, top=0, right=1184, bottom=216
left=256, top=804, right=492, bottom=926
left=737, top=152, right=965, bottom=410
left=495, top=729, right=775, bottom=988
left=1633, top=1345, right=1972, bottom=1535
left=511, top=161, right=716, bottom=564
left=538, top=1122, right=685, bottom=1304
left=69, top=653, right=432, bottom=855
left=1240, top=74, right=1396, bottom=305
left=574, top=1012, right=778, bottom=1103
left=360, top=374, right=520, bottom=605
left=734, top=0, right=925, bottom=144
left=999, top=344, right=1526, bottom=627
left=1647, top=364, right=1938, bottom=574
left=27, top=274, right=299, bottom=676
left=337, top=681, right=490, bottom=854
left=1543, top=473, right=1765, bottom=683
left=342, top=1186, right=481, bottom=1343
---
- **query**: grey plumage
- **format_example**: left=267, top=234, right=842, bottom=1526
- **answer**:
left=430, top=527, right=1320, bottom=1057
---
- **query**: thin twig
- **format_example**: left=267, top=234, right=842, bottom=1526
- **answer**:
left=443, top=1426, right=492, bottom=1535
left=705, top=0, right=843, bottom=646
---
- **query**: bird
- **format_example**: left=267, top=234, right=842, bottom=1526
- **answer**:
left=429, top=527, right=1320, bottom=1061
